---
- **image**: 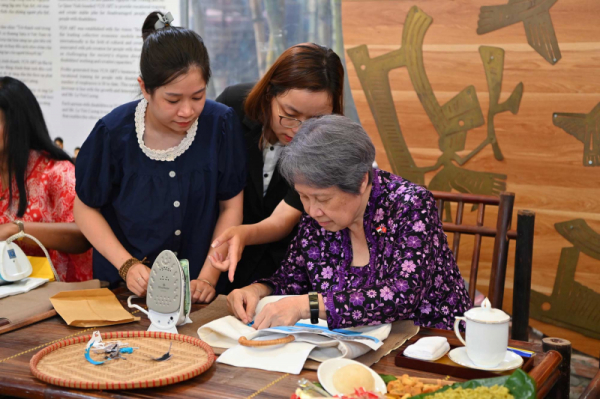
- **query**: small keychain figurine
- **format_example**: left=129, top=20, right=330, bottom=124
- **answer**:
left=84, top=331, right=106, bottom=365
left=84, top=331, right=137, bottom=365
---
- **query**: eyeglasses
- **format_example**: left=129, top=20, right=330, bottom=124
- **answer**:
left=276, top=101, right=303, bottom=129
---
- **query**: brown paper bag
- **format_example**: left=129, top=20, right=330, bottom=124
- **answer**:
left=50, top=288, right=139, bottom=327
left=0, top=280, right=101, bottom=335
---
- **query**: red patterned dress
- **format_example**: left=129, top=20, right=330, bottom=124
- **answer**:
left=0, top=151, right=93, bottom=282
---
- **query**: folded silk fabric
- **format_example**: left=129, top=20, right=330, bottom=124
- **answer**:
left=0, top=256, right=58, bottom=299
left=28, top=256, right=56, bottom=281
left=403, top=336, right=450, bottom=361
left=215, top=326, right=317, bottom=374
left=0, top=278, right=48, bottom=299
left=198, top=295, right=391, bottom=374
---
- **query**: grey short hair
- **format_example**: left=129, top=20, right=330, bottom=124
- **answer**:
left=279, top=115, right=375, bottom=194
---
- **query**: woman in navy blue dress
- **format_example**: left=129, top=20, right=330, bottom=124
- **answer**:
left=74, top=12, right=246, bottom=300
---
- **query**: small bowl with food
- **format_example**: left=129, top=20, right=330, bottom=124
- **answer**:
left=317, top=358, right=387, bottom=396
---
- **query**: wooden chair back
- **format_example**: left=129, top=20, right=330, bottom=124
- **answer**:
left=579, top=361, right=600, bottom=398
left=431, top=191, right=536, bottom=341
left=432, top=191, right=515, bottom=308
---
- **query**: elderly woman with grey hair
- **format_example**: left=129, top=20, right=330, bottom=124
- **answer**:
left=227, top=115, right=470, bottom=330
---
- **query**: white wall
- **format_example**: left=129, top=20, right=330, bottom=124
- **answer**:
left=0, top=0, right=180, bottom=155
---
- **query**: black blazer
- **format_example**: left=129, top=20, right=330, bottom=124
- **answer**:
left=215, top=83, right=300, bottom=293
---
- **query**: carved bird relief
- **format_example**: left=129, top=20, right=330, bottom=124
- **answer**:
left=553, top=103, right=600, bottom=167
left=477, top=0, right=561, bottom=65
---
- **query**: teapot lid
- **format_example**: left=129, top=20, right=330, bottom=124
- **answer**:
left=464, top=298, right=510, bottom=324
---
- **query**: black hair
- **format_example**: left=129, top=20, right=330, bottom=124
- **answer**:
left=0, top=77, right=73, bottom=217
left=74, top=146, right=81, bottom=151
left=54, top=137, right=63, bottom=144
left=140, top=11, right=211, bottom=95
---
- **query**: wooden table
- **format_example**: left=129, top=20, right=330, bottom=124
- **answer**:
left=0, top=301, right=564, bottom=398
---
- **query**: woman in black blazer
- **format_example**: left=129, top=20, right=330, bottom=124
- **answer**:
left=199, top=43, right=345, bottom=300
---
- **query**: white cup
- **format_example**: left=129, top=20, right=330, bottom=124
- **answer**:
left=453, top=298, right=510, bottom=368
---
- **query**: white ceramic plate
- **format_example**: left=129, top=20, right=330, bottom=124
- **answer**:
left=448, top=347, right=523, bottom=371
left=317, top=358, right=387, bottom=396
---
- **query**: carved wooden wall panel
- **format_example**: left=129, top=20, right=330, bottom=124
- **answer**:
left=342, top=0, right=600, bottom=355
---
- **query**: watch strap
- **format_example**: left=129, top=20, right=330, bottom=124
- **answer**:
left=308, top=291, right=319, bottom=324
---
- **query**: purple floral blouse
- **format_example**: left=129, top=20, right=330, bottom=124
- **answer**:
left=256, top=169, right=470, bottom=330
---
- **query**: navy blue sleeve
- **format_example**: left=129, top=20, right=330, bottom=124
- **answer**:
left=75, top=119, right=119, bottom=208
left=217, top=108, right=247, bottom=201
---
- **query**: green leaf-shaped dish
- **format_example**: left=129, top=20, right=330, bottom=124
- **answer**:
left=410, top=369, right=536, bottom=399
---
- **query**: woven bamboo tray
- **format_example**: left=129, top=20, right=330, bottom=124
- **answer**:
left=30, top=331, right=214, bottom=390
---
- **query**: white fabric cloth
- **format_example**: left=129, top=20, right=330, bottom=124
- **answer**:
left=261, top=142, right=284, bottom=196
left=198, top=295, right=391, bottom=374
left=403, top=336, right=450, bottom=361
left=0, top=277, right=48, bottom=299
left=215, top=326, right=316, bottom=374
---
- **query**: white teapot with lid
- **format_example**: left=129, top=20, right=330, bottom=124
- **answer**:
left=453, top=298, right=510, bottom=368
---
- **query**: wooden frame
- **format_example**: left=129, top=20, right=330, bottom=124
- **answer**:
left=579, top=361, right=600, bottom=398
left=432, top=191, right=535, bottom=342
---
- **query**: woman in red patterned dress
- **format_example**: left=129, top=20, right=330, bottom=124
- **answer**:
left=0, top=77, right=92, bottom=282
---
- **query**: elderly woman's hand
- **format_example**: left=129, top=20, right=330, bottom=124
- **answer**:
left=227, top=283, right=271, bottom=324
left=252, top=296, right=309, bottom=330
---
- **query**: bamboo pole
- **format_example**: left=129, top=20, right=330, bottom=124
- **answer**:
left=249, top=0, right=267, bottom=76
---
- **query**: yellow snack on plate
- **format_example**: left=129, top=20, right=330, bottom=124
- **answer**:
left=386, top=374, right=444, bottom=398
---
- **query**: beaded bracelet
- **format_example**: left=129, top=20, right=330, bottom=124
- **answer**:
left=119, top=257, right=144, bottom=281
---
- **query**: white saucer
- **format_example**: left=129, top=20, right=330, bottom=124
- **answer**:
left=317, top=358, right=387, bottom=396
left=448, top=347, right=523, bottom=371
